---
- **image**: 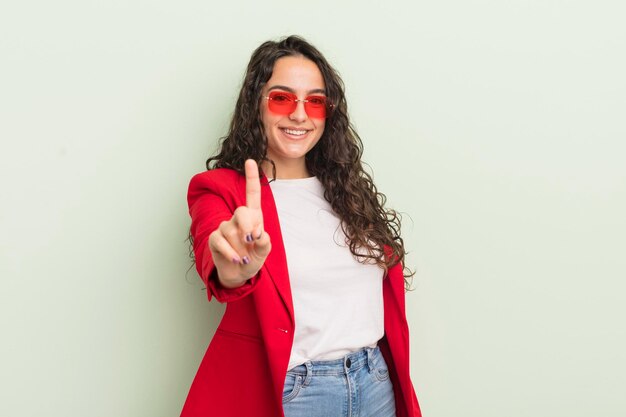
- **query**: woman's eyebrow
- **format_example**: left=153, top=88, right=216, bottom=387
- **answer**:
left=268, top=85, right=327, bottom=95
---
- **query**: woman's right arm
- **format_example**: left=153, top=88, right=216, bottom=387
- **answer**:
left=188, top=160, right=271, bottom=300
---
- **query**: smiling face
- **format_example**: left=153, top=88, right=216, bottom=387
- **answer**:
left=260, top=55, right=326, bottom=179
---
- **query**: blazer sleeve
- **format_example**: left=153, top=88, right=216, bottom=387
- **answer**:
left=187, top=171, right=262, bottom=303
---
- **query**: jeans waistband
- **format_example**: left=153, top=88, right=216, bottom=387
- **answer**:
left=288, top=346, right=380, bottom=377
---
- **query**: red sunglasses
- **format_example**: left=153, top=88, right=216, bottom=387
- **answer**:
left=263, top=91, right=332, bottom=119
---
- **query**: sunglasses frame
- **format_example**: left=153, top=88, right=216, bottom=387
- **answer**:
left=263, top=90, right=333, bottom=119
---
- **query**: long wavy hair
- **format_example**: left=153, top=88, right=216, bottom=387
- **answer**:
left=200, top=35, right=413, bottom=289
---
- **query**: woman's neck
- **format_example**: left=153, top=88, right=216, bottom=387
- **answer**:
left=261, top=160, right=311, bottom=179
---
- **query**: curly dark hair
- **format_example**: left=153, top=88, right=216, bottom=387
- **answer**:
left=201, top=35, right=413, bottom=289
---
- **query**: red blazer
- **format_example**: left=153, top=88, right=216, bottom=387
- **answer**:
left=182, top=168, right=422, bottom=417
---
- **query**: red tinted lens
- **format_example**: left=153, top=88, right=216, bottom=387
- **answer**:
left=267, top=91, right=297, bottom=115
left=266, top=91, right=329, bottom=118
left=304, top=95, right=327, bottom=118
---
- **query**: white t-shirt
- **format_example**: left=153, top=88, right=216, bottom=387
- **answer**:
left=269, top=176, right=384, bottom=370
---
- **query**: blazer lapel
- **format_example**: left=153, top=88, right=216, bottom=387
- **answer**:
left=259, top=177, right=295, bottom=324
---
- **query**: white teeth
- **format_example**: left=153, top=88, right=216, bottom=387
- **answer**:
left=283, top=128, right=307, bottom=136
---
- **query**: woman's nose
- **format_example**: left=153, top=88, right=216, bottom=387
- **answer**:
left=289, top=100, right=307, bottom=122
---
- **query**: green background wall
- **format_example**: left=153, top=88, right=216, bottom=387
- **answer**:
left=1, top=0, right=625, bottom=415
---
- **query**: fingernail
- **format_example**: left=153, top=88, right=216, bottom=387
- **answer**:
left=245, top=234, right=253, bottom=242
left=232, top=257, right=241, bottom=264
left=242, top=256, right=250, bottom=265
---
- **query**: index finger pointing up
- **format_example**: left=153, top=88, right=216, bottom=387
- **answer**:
left=245, top=159, right=261, bottom=210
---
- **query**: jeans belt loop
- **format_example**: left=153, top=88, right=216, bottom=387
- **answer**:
left=303, top=361, right=313, bottom=387
left=367, top=347, right=374, bottom=373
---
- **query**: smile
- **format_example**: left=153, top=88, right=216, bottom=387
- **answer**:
left=281, top=128, right=309, bottom=136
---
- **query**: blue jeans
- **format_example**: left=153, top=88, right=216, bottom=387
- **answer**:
left=282, top=346, right=396, bottom=417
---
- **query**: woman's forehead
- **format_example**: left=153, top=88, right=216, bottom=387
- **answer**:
left=266, top=56, right=325, bottom=92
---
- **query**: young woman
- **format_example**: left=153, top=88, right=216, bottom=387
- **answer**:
left=183, top=35, right=422, bottom=417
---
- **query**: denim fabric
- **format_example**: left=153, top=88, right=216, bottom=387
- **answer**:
left=282, top=346, right=396, bottom=417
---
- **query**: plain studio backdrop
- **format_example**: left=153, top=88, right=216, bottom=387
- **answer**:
left=1, top=0, right=624, bottom=416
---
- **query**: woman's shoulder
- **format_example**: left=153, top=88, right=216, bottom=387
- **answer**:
left=188, top=168, right=244, bottom=198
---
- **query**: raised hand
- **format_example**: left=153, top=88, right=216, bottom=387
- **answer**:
left=208, top=159, right=272, bottom=288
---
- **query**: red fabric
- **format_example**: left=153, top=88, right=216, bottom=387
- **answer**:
left=182, top=168, right=422, bottom=417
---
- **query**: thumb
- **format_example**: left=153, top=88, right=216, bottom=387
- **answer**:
left=251, top=231, right=271, bottom=260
